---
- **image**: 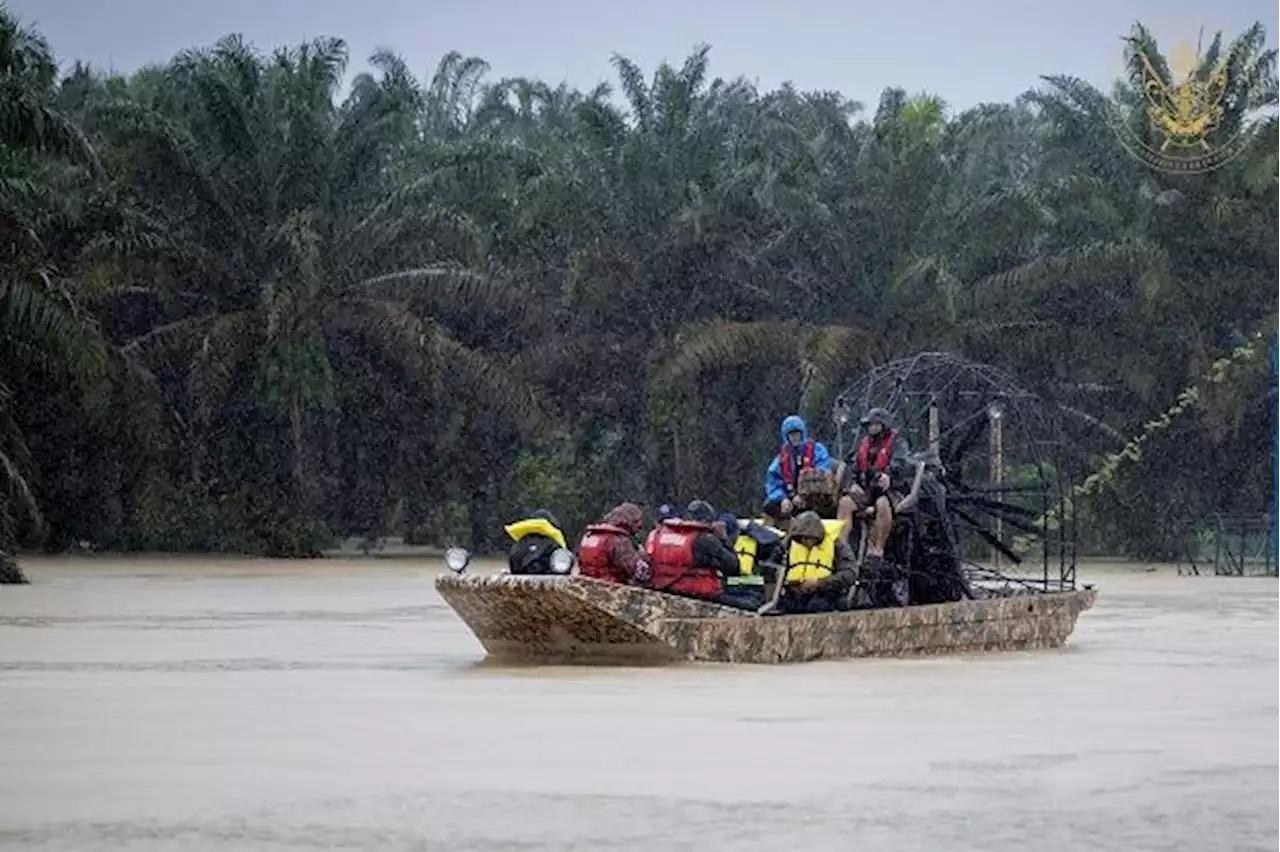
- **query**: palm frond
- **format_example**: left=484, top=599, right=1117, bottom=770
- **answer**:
left=610, top=54, right=652, bottom=129
left=0, top=266, right=109, bottom=384
left=971, top=237, right=1169, bottom=309
left=355, top=264, right=532, bottom=327
left=119, top=310, right=253, bottom=378
left=652, top=319, right=882, bottom=421
left=0, top=379, right=41, bottom=543
left=0, top=79, right=102, bottom=171
left=797, top=324, right=882, bottom=415
left=0, top=443, right=41, bottom=538
left=94, top=98, right=238, bottom=231
left=335, top=300, right=552, bottom=436
left=653, top=320, right=801, bottom=391
left=185, top=311, right=262, bottom=432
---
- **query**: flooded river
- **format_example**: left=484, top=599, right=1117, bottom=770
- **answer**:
left=0, top=556, right=1275, bottom=851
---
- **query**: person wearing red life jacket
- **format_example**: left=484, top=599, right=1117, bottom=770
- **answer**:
left=840, top=407, right=911, bottom=605
left=649, top=500, right=749, bottom=609
left=644, top=502, right=681, bottom=558
left=576, top=502, right=651, bottom=586
left=763, top=414, right=836, bottom=523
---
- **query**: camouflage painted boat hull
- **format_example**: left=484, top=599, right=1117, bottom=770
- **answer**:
left=434, top=573, right=1097, bottom=665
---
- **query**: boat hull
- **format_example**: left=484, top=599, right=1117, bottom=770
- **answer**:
left=434, top=573, right=1097, bottom=665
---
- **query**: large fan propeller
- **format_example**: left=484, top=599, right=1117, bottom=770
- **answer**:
left=933, top=400, right=1043, bottom=566
left=832, top=352, right=1076, bottom=593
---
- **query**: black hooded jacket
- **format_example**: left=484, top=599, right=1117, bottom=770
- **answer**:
left=685, top=501, right=741, bottom=577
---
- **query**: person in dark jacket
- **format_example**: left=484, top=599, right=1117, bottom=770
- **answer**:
left=504, top=509, right=569, bottom=575
left=686, top=500, right=742, bottom=581
left=737, top=517, right=786, bottom=585
left=648, top=499, right=751, bottom=609
left=716, top=511, right=767, bottom=611
left=778, top=511, right=859, bottom=614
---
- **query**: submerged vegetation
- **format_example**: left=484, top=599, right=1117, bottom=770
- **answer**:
left=1, top=6, right=1275, bottom=573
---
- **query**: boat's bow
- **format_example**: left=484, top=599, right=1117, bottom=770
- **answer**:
left=433, top=573, right=743, bottom=663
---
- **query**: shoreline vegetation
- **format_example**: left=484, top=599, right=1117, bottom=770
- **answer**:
left=1, top=8, right=1276, bottom=585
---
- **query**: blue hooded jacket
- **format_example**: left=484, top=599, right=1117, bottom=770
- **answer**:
left=764, top=414, right=834, bottom=505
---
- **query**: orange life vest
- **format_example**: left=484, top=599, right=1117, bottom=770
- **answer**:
left=649, top=519, right=723, bottom=598
left=577, top=523, right=630, bottom=583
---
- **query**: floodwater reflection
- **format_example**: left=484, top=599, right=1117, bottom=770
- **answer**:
left=0, top=556, right=1276, bottom=852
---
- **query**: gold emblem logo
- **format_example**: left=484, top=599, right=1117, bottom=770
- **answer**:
left=1107, top=28, right=1258, bottom=173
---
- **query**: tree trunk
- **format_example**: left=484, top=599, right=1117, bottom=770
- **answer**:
left=189, top=436, right=204, bottom=486
left=290, top=394, right=306, bottom=508
left=673, top=427, right=683, bottom=496
left=0, top=551, right=29, bottom=585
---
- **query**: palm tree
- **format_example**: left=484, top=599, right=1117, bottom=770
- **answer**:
left=985, top=22, right=1279, bottom=552
left=0, top=5, right=110, bottom=581
left=1, top=16, right=1275, bottom=558
left=96, top=35, right=550, bottom=550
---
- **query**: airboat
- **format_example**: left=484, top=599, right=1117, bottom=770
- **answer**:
left=435, top=353, right=1097, bottom=664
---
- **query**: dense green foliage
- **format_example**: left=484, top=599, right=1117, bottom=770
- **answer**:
left=2, top=7, right=1276, bottom=565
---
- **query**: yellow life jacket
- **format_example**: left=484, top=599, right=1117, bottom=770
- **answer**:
left=785, top=519, right=846, bottom=584
left=729, top=534, right=765, bottom=586
left=503, top=517, right=567, bottom=550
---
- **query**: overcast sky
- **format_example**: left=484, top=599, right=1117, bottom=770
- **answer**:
left=11, top=0, right=1278, bottom=113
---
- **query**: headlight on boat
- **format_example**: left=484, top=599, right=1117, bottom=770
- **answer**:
left=445, top=547, right=471, bottom=574
left=549, top=548, right=575, bottom=575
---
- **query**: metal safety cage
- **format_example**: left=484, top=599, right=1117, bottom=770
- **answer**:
left=833, top=352, right=1080, bottom=595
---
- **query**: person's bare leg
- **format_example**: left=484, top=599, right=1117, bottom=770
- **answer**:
left=843, top=485, right=870, bottom=545
left=866, top=496, right=892, bottom=556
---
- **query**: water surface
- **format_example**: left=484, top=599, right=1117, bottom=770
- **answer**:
left=1, top=557, right=1276, bottom=851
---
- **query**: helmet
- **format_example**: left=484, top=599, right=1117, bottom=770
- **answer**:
left=860, top=407, right=892, bottom=428
left=531, top=508, right=561, bottom=529
left=685, top=500, right=716, bottom=524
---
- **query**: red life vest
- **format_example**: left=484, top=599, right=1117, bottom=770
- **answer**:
left=855, top=430, right=900, bottom=473
left=778, top=440, right=817, bottom=494
left=649, top=519, right=723, bottom=599
left=577, top=523, right=631, bottom=583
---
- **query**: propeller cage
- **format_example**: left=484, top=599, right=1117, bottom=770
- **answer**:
left=833, top=352, right=1080, bottom=595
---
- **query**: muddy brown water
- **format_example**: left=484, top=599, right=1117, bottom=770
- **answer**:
left=0, top=556, right=1275, bottom=852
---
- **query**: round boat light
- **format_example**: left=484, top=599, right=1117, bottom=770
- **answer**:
left=444, top=547, right=471, bottom=574
left=549, top=548, right=576, bottom=575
